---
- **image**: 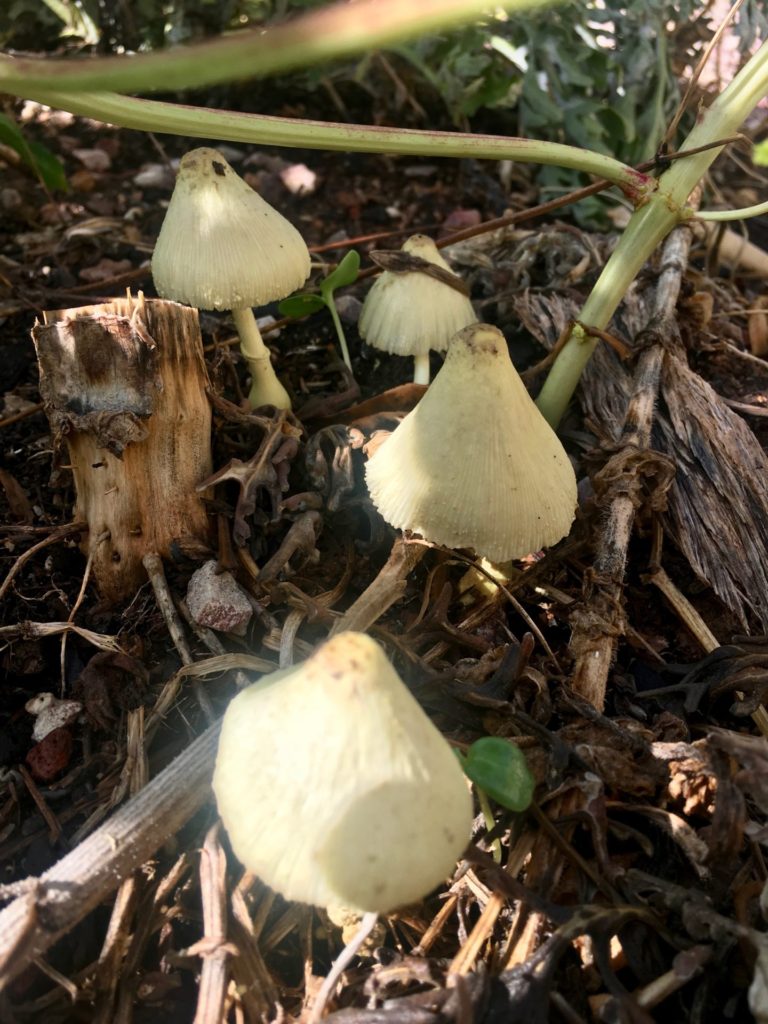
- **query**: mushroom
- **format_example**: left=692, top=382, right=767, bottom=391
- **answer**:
left=151, top=147, right=311, bottom=409
left=358, top=234, right=477, bottom=385
left=364, top=323, right=578, bottom=561
left=213, top=631, right=472, bottom=913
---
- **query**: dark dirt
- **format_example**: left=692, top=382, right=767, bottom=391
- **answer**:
left=2, top=85, right=768, bottom=1024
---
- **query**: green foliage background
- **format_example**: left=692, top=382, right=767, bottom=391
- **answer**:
left=2, top=1, right=766, bottom=221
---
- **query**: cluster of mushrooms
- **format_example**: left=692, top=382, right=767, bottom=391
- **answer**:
left=151, top=148, right=577, bottom=922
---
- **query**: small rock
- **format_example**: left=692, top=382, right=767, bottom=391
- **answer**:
left=133, top=161, right=178, bottom=189
left=403, top=164, right=438, bottom=178
left=441, top=208, right=482, bottom=232
left=79, top=258, right=133, bottom=283
left=280, top=163, right=317, bottom=195
left=186, top=560, right=253, bottom=636
left=335, top=294, right=362, bottom=324
left=0, top=188, right=22, bottom=211
left=324, top=230, right=349, bottom=247
left=26, top=727, right=74, bottom=781
left=73, top=148, right=112, bottom=172
left=3, top=393, right=38, bottom=417
left=216, top=145, right=245, bottom=164
left=256, top=314, right=280, bottom=338
left=70, top=168, right=97, bottom=193
left=25, top=692, right=82, bottom=742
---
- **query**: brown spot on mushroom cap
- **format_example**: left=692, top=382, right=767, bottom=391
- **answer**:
left=151, top=146, right=310, bottom=312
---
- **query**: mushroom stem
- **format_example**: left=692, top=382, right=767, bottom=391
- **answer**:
left=309, top=912, right=379, bottom=1023
left=232, top=306, right=291, bottom=410
left=413, top=353, right=430, bottom=386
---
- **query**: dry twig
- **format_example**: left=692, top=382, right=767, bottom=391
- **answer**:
left=192, top=824, right=236, bottom=1024
left=569, top=225, right=693, bottom=708
left=0, top=722, right=219, bottom=989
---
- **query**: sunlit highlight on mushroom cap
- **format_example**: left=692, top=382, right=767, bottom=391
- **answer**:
left=213, top=631, right=472, bottom=913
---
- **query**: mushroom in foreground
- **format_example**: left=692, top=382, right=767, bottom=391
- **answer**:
left=152, top=147, right=311, bottom=409
left=213, top=631, right=472, bottom=914
left=358, top=234, right=477, bottom=385
left=365, top=323, right=578, bottom=561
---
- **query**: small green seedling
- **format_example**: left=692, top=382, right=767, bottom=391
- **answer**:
left=279, top=249, right=360, bottom=372
left=458, top=736, right=534, bottom=863
left=0, top=114, right=68, bottom=193
left=460, top=736, right=535, bottom=812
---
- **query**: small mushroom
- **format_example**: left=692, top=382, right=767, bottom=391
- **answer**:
left=365, top=323, right=578, bottom=561
left=358, top=234, right=477, bottom=384
left=213, top=631, right=472, bottom=913
left=152, top=147, right=311, bottom=409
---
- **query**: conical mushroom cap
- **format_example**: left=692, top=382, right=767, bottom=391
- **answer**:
left=365, top=323, right=578, bottom=561
left=151, top=147, right=310, bottom=311
left=358, top=234, right=476, bottom=357
left=213, top=631, right=472, bottom=914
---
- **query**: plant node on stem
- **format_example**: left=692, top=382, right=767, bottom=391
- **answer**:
left=231, top=307, right=291, bottom=410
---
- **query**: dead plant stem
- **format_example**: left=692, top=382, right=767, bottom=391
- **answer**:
left=192, top=825, right=234, bottom=1024
left=0, top=721, right=220, bottom=989
left=143, top=552, right=216, bottom=724
left=330, top=537, right=425, bottom=635
left=0, top=521, right=87, bottom=603
left=570, top=225, right=693, bottom=708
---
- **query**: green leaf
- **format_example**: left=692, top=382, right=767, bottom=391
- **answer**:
left=0, top=112, right=27, bottom=147
left=27, top=140, right=69, bottom=192
left=754, top=139, right=768, bottom=167
left=278, top=293, right=326, bottom=318
left=461, top=737, right=535, bottom=811
left=0, top=113, right=68, bottom=192
left=320, top=250, right=360, bottom=295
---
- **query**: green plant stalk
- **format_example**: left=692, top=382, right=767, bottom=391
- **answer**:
left=14, top=87, right=650, bottom=196
left=475, top=786, right=502, bottom=864
left=698, top=198, right=768, bottom=221
left=536, top=38, right=768, bottom=428
left=324, top=295, right=352, bottom=371
left=0, top=0, right=556, bottom=94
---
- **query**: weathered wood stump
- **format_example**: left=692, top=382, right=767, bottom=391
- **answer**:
left=32, top=294, right=212, bottom=603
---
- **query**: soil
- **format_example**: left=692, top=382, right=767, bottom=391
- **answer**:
left=1, top=81, right=768, bottom=1024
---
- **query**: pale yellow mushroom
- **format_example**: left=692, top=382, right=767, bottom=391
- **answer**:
left=365, top=323, right=578, bottom=561
left=152, top=147, right=310, bottom=409
left=213, top=631, right=472, bottom=914
left=358, top=234, right=477, bottom=385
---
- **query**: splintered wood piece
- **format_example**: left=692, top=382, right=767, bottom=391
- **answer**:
left=0, top=722, right=220, bottom=989
left=330, top=537, right=425, bottom=636
left=32, top=295, right=212, bottom=603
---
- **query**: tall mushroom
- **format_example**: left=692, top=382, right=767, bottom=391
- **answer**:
left=152, top=147, right=311, bottom=409
left=213, top=631, right=472, bottom=914
left=365, top=323, right=578, bottom=561
left=358, top=234, right=477, bottom=385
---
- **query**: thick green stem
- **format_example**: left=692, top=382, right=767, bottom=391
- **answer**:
left=0, top=0, right=554, bottom=93
left=536, top=38, right=768, bottom=428
left=232, top=307, right=291, bottom=410
left=15, top=88, right=648, bottom=195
